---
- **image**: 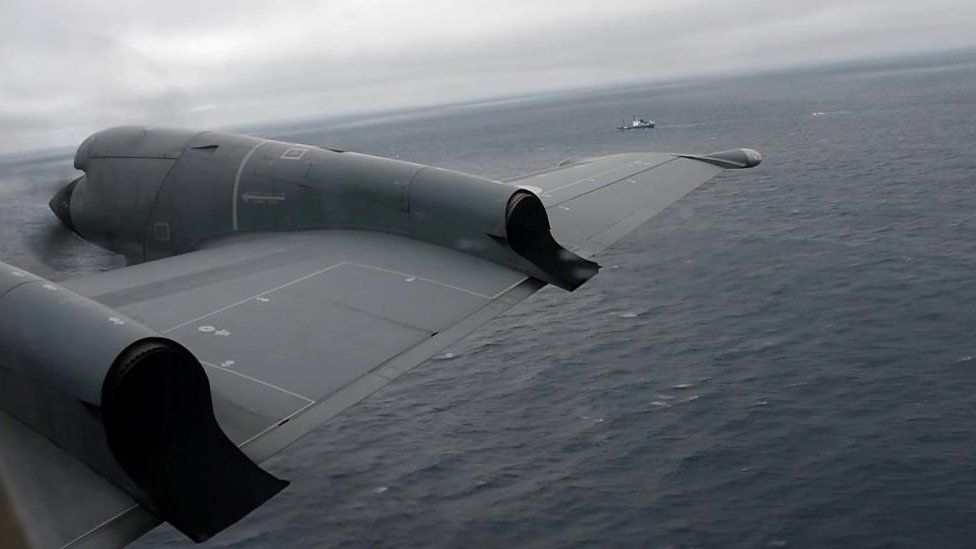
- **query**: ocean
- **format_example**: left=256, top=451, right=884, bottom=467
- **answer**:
left=2, top=50, right=975, bottom=547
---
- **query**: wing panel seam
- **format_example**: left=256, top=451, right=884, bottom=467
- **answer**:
left=343, top=261, right=497, bottom=299
left=201, top=361, right=314, bottom=404
left=60, top=504, right=139, bottom=549
left=160, top=261, right=347, bottom=333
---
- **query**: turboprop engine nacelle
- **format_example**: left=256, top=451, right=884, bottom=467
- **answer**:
left=0, top=262, right=286, bottom=541
left=54, top=126, right=598, bottom=290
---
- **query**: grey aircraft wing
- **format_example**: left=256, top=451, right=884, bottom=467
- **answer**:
left=0, top=148, right=758, bottom=548
left=506, top=148, right=760, bottom=257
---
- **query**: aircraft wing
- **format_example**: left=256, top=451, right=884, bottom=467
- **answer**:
left=0, top=148, right=758, bottom=548
left=506, top=148, right=760, bottom=257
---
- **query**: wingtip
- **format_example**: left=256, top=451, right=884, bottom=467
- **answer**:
left=735, top=148, right=763, bottom=168
left=679, top=148, right=762, bottom=169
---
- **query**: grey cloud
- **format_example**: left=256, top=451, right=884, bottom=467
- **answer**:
left=1, top=0, right=974, bottom=155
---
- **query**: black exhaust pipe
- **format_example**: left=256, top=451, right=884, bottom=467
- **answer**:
left=49, top=177, right=79, bottom=233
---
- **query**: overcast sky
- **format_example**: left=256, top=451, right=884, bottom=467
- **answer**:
left=1, top=0, right=974, bottom=154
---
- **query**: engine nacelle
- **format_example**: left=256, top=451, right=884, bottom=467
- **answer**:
left=0, top=262, right=285, bottom=541
left=56, top=126, right=598, bottom=290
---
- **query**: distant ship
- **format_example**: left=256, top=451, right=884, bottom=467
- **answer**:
left=618, top=116, right=655, bottom=130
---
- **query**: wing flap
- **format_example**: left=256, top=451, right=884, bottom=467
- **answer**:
left=63, top=230, right=530, bottom=455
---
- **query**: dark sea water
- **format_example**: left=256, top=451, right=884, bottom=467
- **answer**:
left=2, top=51, right=976, bottom=548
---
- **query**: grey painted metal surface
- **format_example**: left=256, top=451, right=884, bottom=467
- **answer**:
left=0, top=407, right=152, bottom=549
left=0, top=264, right=155, bottom=405
left=0, top=259, right=288, bottom=545
left=67, top=231, right=529, bottom=401
left=0, top=262, right=157, bottom=503
left=1, top=125, right=760, bottom=548
left=547, top=158, right=724, bottom=256
left=63, top=126, right=606, bottom=287
left=0, top=468, right=30, bottom=549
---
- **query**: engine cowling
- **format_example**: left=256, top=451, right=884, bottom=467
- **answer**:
left=407, top=167, right=598, bottom=290
left=0, top=262, right=285, bottom=541
left=56, top=126, right=598, bottom=290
